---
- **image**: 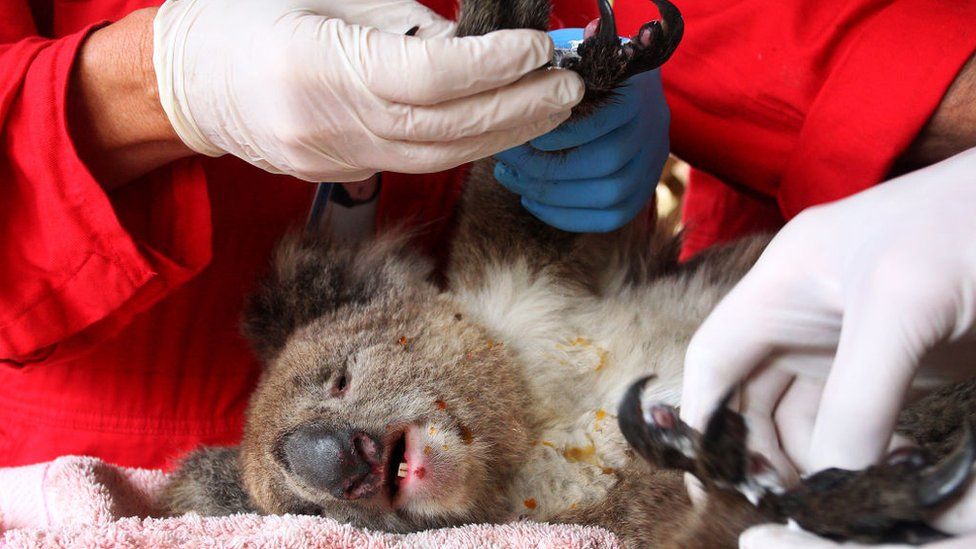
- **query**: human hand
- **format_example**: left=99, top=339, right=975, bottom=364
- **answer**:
left=152, top=0, right=584, bottom=182
left=680, top=148, right=976, bottom=532
left=740, top=523, right=976, bottom=549
left=493, top=28, right=670, bottom=232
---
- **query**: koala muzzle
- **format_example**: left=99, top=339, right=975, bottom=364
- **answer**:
left=282, top=425, right=385, bottom=500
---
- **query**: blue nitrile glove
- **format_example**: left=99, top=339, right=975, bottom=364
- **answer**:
left=493, top=28, right=670, bottom=233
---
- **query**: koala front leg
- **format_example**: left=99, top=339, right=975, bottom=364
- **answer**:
left=447, top=159, right=594, bottom=287
left=160, top=447, right=257, bottom=516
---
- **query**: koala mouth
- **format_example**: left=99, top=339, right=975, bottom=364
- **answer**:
left=384, top=430, right=408, bottom=503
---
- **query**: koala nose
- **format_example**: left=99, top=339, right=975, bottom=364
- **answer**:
left=282, top=425, right=385, bottom=500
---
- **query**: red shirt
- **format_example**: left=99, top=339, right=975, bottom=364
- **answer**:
left=617, top=0, right=976, bottom=258
left=0, top=0, right=972, bottom=469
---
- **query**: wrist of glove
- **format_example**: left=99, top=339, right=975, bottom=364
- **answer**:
left=493, top=27, right=670, bottom=232
left=152, top=0, right=584, bottom=182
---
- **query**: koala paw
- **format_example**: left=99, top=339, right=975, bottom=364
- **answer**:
left=619, top=1, right=684, bottom=80
left=618, top=375, right=976, bottom=545
left=559, top=0, right=683, bottom=113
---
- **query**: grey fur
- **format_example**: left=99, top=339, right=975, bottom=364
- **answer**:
left=161, top=448, right=257, bottom=516
left=455, top=0, right=551, bottom=36
left=161, top=158, right=772, bottom=546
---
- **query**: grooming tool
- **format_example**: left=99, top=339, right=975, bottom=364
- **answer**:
left=305, top=182, right=335, bottom=234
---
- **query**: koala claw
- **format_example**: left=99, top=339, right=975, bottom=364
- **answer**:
left=618, top=374, right=976, bottom=545
left=560, top=0, right=684, bottom=105
left=618, top=375, right=699, bottom=473
left=620, top=2, right=684, bottom=80
left=777, top=425, right=976, bottom=544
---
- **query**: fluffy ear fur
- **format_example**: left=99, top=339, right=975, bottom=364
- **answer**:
left=242, top=232, right=435, bottom=362
left=160, top=447, right=256, bottom=516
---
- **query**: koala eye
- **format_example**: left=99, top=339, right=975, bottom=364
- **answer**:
left=331, top=372, right=349, bottom=397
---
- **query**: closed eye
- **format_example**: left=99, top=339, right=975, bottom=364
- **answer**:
left=331, top=371, right=349, bottom=397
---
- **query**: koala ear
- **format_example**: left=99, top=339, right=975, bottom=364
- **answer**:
left=242, top=231, right=435, bottom=362
left=161, top=447, right=255, bottom=516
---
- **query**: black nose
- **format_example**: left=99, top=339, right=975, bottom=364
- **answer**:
left=282, top=425, right=384, bottom=500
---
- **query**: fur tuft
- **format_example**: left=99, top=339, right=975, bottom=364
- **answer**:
left=242, top=232, right=434, bottom=362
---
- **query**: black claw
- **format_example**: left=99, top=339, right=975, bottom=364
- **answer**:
left=620, top=0, right=685, bottom=77
left=618, top=375, right=659, bottom=459
left=701, top=390, right=737, bottom=444
left=917, top=423, right=976, bottom=508
left=700, top=390, right=750, bottom=486
left=638, top=0, right=685, bottom=62
left=617, top=375, right=699, bottom=472
left=596, top=0, right=618, bottom=42
left=651, top=0, right=682, bottom=39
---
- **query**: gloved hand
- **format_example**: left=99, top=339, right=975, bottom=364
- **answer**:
left=679, top=148, right=976, bottom=536
left=493, top=28, right=670, bottom=232
left=152, top=0, right=585, bottom=182
left=741, top=524, right=976, bottom=548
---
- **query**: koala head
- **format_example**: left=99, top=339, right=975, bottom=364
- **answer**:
left=236, top=233, right=533, bottom=531
left=165, top=0, right=685, bottom=528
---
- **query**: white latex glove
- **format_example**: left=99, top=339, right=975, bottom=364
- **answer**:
left=153, top=0, right=585, bottom=182
left=680, top=148, right=976, bottom=534
left=740, top=524, right=976, bottom=549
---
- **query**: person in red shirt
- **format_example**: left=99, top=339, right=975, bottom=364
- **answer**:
left=2, top=0, right=976, bottom=542
left=0, top=0, right=589, bottom=469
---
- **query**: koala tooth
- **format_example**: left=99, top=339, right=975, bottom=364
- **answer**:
left=397, top=462, right=409, bottom=478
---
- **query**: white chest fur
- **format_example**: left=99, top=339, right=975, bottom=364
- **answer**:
left=453, top=259, right=723, bottom=520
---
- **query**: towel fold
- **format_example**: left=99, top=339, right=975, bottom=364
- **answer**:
left=0, top=456, right=618, bottom=548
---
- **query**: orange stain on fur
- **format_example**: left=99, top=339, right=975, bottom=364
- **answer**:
left=435, top=399, right=447, bottom=410
left=563, top=444, right=596, bottom=463
left=524, top=498, right=537, bottom=509
left=558, top=337, right=610, bottom=371
left=595, top=348, right=609, bottom=371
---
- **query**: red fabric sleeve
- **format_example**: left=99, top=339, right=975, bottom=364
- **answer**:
left=615, top=0, right=976, bottom=256
left=0, top=13, right=212, bottom=364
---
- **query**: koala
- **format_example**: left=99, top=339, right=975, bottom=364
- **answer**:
left=162, top=0, right=976, bottom=546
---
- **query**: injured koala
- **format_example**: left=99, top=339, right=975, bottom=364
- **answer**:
left=162, top=0, right=976, bottom=546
